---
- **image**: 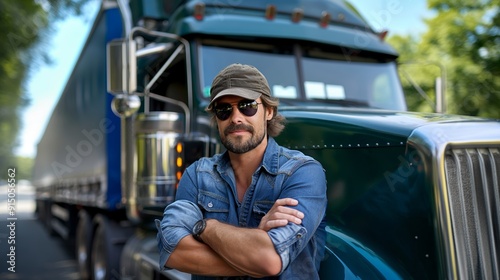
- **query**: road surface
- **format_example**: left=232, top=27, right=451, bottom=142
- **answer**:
left=0, top=182, right=79, bottom=279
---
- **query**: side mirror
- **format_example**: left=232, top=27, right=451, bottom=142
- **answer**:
left=106, top=39, right=137, bottom=94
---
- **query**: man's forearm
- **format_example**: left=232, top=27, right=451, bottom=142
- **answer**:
left=201, top=219, right=282, bottom=278
left=166, top=235, right=245, bottom=276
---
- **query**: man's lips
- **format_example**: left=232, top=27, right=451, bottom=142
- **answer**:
left=228, top=130, right=249, bottom=135
left=224, top=124, right=254, bottom=136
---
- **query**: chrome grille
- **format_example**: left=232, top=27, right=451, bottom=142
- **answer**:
left=444, top=146, right=500, bottom=279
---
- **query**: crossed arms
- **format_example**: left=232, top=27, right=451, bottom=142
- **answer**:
left=156, top=161, right=327, bottom=278
left=158, top=198, right=303, bottom=278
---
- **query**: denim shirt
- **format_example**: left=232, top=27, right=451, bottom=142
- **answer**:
left=156, top=137, right=327, bottom=279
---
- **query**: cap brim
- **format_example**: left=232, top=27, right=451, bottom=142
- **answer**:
left=207, top=88, right=262, bottom=109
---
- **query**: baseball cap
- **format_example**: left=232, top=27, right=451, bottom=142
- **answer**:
left=207, top=64, right=271, bottom=109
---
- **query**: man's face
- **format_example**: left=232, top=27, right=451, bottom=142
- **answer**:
left=214, top=95, right=273, bottom=154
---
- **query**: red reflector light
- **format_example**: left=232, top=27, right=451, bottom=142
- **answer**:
left=266, top=4, right=277, bottom=20
left=194, top=3, right=205, bottom=21
left=378, top=30, right=389, bottom=41
left=320, top=11, right=330, bottom=28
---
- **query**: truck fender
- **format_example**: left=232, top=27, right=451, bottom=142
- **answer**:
left=319, top=226, right=406, bottom=279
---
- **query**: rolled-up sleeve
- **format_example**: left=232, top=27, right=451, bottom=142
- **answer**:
left=267, top=223, right=307, bottom=274
left=267, top=158, right=327, bottom=275
left=155, top=200, right=203, bottom=270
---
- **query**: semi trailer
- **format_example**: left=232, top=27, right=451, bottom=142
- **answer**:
left=33, top=0, right=500, bottom=279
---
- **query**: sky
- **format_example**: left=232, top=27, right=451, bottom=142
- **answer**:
left=15, top=0, right=433, bottom=158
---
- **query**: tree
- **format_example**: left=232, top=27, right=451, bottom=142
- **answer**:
left=389, top=0, right=500, bottom=118
left=14, top=156, right=34, bottom=180
left=388, top=35, right=442, bottom=113
left=0, top=0, right=90, bottom=179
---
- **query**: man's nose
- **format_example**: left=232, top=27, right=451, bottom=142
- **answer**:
left=228, top=105, right=245, bottom=123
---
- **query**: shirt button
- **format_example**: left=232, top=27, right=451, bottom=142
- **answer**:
left=296, top=233, right=303, bottom=238
left=208, top=202, right=213, bottom=208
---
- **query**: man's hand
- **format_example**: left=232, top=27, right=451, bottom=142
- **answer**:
left=258, top=198, right=304, bottom=231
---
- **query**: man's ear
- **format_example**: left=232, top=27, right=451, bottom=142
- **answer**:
left=266, top=106, right=274, bottom=121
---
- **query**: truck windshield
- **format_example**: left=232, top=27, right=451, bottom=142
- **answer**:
left=200, top=44, right=406, bottom=111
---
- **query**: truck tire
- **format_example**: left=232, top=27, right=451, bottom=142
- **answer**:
left=76, top=210, right=93, bottom=280
left=91, top=214, right=132, bottom=280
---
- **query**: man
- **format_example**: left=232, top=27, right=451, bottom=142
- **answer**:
left=156, top=63, right=327, bottom=279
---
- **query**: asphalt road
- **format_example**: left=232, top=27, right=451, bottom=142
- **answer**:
left=0, top=183, right=79, bottom=280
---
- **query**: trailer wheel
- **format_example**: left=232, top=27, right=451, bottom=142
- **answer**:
left=91, top=214, right=131, bottom=280
left=76, top=211, right=93, bottom=280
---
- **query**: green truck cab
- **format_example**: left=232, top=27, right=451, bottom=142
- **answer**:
left=33, top=0, right=500, bottom=279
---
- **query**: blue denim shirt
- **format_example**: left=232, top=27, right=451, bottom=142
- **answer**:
left=156, top=137, right=327, bottom=279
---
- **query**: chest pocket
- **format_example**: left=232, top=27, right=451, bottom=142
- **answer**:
left=251, top=201, right=274, bottom=227
left=198, top=190, right=229, bottom=221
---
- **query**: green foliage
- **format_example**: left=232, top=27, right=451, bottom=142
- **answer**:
left=0, top=1, right=45, bottom=175
left=388, top=35, right=440, bottom=113
left=0, top=0, right=90, bottom=178
left=389, top=0, right=500, bottom=118
left=13, top=156, right=34, bottom=180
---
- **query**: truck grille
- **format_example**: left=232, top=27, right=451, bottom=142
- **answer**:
left=444, top=146, right=500, bottom=279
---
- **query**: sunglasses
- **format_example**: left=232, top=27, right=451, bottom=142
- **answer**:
left=213, top=100, right=262, bottom=121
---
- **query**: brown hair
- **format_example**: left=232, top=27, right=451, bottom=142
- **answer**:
left=260, top=94, right=286, bottom=137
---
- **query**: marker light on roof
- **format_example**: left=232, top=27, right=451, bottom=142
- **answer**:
left=292, top=8, right=303, bottom=23
left=265, top=4, right=277, bottom=20
left=378, top=30, right=389, bottom=41
left=194, top=2, right=205, bottom=21
left=320, top=11, right=330, bottom=28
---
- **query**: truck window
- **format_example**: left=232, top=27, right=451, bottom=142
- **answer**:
left=302, top=56, right=406, bottom=110
left=146, top=56, right=188, bottom=113
left=200, top=45, right=299, bottom=100
left=199, top=43, right=406, bottom=111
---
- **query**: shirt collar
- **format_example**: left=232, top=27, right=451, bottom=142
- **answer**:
left=215, top=137, right=280, bottom=176
left=261, top=137, right=279, bottom=175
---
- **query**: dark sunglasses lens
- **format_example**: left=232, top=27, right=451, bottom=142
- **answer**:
left=213, top=100, right=259, bottom=120
left=238, top=101, right=258, bottom=117
left=214, top=104, right=232, bottom=120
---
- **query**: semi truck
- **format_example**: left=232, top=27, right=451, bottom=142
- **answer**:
left=32, top=0, right=500, bottom=279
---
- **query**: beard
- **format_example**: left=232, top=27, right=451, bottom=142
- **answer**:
left=221, top=123, right=266, bottom=154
